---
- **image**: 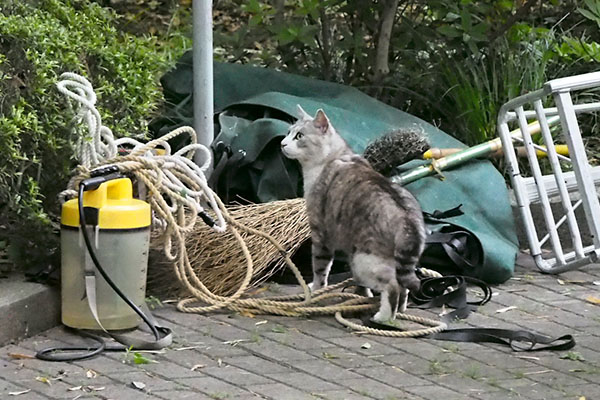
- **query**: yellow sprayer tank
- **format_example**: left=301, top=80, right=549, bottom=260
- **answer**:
left=61, top=178, right=151, bottom=330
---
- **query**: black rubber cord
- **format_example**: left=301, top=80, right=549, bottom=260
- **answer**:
left=76, top=183, right=160, bottom=339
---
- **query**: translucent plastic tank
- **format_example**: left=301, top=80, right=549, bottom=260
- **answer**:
left=60, top=178, right=151, bottom=330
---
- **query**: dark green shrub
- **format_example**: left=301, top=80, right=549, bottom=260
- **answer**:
left=0, top=0, right=181, bottom=270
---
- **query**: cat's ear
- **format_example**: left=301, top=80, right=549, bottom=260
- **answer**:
left=313, top=109, right=329, bottom=133
left=296, top=104, right=311, bottom=120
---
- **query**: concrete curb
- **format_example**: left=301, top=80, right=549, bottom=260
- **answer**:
left=0, top=273, right=60, bottom=346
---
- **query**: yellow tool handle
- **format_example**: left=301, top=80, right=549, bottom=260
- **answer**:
left=424, top=145, right=569, bottom=159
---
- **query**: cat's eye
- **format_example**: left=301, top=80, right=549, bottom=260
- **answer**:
left=294, top=132, right=304, bottom=140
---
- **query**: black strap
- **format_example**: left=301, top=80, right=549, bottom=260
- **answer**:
left=384, top=274, right=575, bottom=351
left=425, top=230, right=480, bottom=270
left=430, top=328, right=576, bottom=352
left=410, top=274, right=491, bottom=322
left=423, top=204, right=464, bottom=219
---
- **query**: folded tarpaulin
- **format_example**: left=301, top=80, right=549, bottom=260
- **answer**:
left=151, top=52, right=519, bottom=284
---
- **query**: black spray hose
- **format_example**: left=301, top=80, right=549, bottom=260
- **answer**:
left=36, top=174, right=160, bottom=361
left=76, top=181, right=160, bottom=339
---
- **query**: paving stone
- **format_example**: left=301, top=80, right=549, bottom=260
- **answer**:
left=158, top=347, right=216, bottom=369
left=336, top=377, right=417, bottom=400
left=432, top=373, right=504, bottom=395
left=520, top=369, right=593, bottom=388
left=569, top=383, right=600, bottom=398
left=402, top=383, right=467, bottom=400
left=378, top=352, right=439, bottom=376
left=176, top=375, right=252, bottom=398
left=455, top=347, right=540, bottom=369
left=242, top=339, right=318, bottom=361
left=86, top=381, right=163, bottom=399
left=150, top=389, right=213, bottom=399
left=225, top=355, right=294, bottom=374
left=0, top=377, right=51, bottom=400
left=306, top=347, right=385, bottom=369
left=110, top=370, right=183, bottom=392
left=246, top=382, right=315, bottom=399
left=200, top=365, right=275, bottom=386
left=260, top=330, right=335, bottom=351
left=272, top=318, right=351, bottom=339
left=6, top=373, right=91, bottom=399
left=291, top=359, right=365, bottom=380
left=137, top=359, right=210, bottom=379
left=351, top=365, right=432, bottom=387
left=326, top=336, right=405, bottom=356
left=268, top=371, right=342, bottom=392
left=312, top=389, right=380, bottom=400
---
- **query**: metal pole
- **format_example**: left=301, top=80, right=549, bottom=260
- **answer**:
left=193, top=0, right=214, bottom=170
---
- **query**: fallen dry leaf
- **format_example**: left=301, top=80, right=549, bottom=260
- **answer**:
left=191, top=364, right=206, bottom=371
left=557, top=279, right=565, bottom=285
left=495, top=306, right=517, bottom=313
left=245, top=286, right=269, bottom=296
left=239, top=310, right=255, bottom=318
left=86, top=369, right=97, bottom=379
left=174, top=346, right=202, bottom=351
left=516, top=355, right=540, bottom=361
left=8, top=389, right=31, bottom=396
left=35, top=376, right=51, bottom=386
left=223, top=339, right=250, bottom=347
left=83, top=386, right=105, bottom=392
left=8, top=353, right=35, bottom=360
left=585, top=296, right=600, bottom=305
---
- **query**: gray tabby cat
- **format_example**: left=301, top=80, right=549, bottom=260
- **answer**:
left=281, top=105, right=425, bottom=322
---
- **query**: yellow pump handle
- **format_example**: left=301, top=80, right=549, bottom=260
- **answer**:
left=61, top=178, right=151, bottom=229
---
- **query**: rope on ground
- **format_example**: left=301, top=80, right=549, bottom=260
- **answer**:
left=57, top=72, right=447, bottom=338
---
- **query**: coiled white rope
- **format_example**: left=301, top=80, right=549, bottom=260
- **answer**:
left=56, top=72, right=227, bottom=238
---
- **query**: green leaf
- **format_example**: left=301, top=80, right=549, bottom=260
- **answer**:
left=271, top=325, right=287, bottom=333
left=437, top=25, right=462, bottom=38
left=578, top=8, right=600, bottom=24
left=445, top=12, right=460, bottom=22
left=460, top=8, right=472, bottom=31
left=133, top=352, right=153, bottom=364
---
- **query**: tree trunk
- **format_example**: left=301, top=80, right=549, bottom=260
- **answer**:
left=373, top=0, right=400, bottom=83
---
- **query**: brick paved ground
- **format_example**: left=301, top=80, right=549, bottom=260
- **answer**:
left=2, top=253, right=600, bottom=400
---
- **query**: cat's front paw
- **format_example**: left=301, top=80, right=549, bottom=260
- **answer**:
left=373, top=311, right=394, bottom=323
left=308, top=281, right=323, bottom=292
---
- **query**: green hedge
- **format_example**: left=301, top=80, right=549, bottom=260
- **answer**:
left=0, top=0, right=178, bottom=270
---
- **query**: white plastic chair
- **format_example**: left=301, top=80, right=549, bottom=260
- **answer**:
left=497, top=71, right=600, bottom=273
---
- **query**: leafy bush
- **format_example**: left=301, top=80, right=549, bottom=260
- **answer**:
left=0, top=0, right=182, bottom=270
left=212, top=0, right=600, bottom=145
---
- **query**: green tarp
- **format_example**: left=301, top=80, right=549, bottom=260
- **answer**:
left=153, top=53, right=518, bottom=284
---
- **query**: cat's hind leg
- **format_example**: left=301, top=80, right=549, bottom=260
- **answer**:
left=350, top=252, right=399, bottom=322
left=373, top=281, right=400, bottom=322
left=310, top=242, right=333, bottom=291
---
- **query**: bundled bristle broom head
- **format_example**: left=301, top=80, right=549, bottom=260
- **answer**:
left=147, top=198, right=310, bottom=298
left=148, top=127, right=429, bottom=298
left=363, top=128, right=430, bottom=176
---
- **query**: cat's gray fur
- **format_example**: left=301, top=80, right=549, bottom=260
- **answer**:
left=281, top=105, right=426, bottom=322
